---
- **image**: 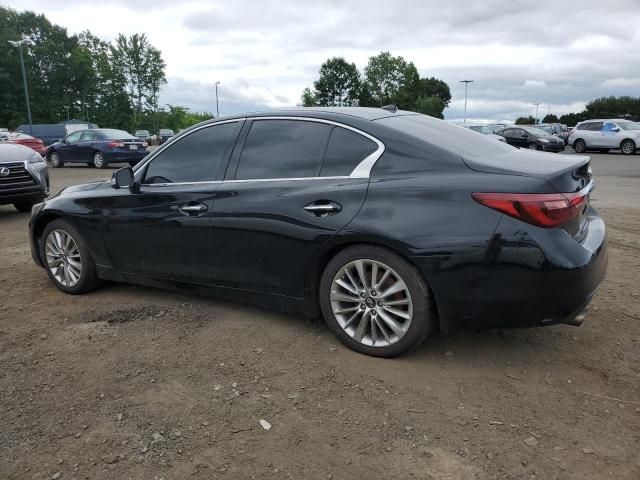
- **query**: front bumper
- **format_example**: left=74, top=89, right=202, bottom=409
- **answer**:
left=542, top=143, right=565, bottom=152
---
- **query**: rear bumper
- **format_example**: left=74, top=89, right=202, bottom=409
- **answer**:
left=416, top=210, right=608, bottom=332
left=103, top=150, right=149, bottom=163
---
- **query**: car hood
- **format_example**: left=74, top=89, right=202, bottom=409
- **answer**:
left=51, top=181, right=108, bottom=199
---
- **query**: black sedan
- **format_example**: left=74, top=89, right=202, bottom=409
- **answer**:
left=496, top=126, right=565, bottom=152
left=29, top=108, right=607, bottom=357
left=46, top=129, right=149, bottom=169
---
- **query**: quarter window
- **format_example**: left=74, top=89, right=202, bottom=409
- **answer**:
left=142, top=122, right=240, bottom=184
left=320, top=127, right=377, bottom=177
left=235, top=120, right=331, bottom=180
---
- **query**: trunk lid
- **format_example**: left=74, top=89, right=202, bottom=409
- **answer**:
left=462, top=149, right=591, bottom=193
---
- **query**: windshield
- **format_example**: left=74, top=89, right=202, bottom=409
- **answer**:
left=135, top=130, right=150, bottom=136
left=486, top=124, right=505, bottom=134
left=535, top=125, right=553, bottom=134
left=522, top=127, right=552, bottom=136
left=98, top=129, right=136, bottom=139
left=468, top=126, right=491, bottom=134
left=160, top=129, right=174, bottom=135
left=377, top=114, right=514, bottom=157
left=617, top=121, right=640, bottom=131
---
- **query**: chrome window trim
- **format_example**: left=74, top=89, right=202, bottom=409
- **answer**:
left=133, top=115, right=386, bottom=187
left=133, top=118, right=246, bottom=183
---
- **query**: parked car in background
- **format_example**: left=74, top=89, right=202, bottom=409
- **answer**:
left=461, top=124, right=508, bottom=143
left=46, top=129, right=149, bottom=168
left=15, top=122, right=98, bottom=146
left=0, top=132, right=47, bottom=156
left=496, top=126, right=565, bottom=152
left=158, top=129, right=175, bottom=144
left=534, top=123, right=570, bottom=144
left=29, top=108, right=606, bottom=358
left=568, top=119, right=640, bottom=155
left=134, top=130, right=151, bottom=143
left=0, top=143, right=49, bottom=212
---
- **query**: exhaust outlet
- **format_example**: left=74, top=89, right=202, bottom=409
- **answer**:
left=564, top=309, right=588, bottom=327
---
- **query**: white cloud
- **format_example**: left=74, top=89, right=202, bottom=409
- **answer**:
left=14, top=0, right=640, bottom=119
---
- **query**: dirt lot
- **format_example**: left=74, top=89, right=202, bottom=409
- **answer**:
left=1, top=152, right=639, bottom=480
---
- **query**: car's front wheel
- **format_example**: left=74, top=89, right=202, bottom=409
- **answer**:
left=528, top=143, right=539, bottom=150
left=93, top=151, right=107, bottom=169
left=41, top=219, right=99, bottom=294
left=48, top=151, right=63, bottom=168
left=620, top=139, right=636, bottom=155
left=319, top=245, right=434, bottom=357
left=574, top=139, right=586, bottom=153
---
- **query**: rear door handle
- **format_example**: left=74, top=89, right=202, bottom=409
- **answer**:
left=304, top=201, right=342, bottom=217
left=178, top=203, right=208, bottom=215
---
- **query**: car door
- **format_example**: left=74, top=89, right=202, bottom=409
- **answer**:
left=500, top=129, right=516, bottom=146
left=599, top=121, right=619, bottom=148
left=57, top=131, right=82, bottom=161
left=582, top=122, right=602, bottom=148
left=76, top=130, right=97, bottom=162
left=209, top=117, right=380, bottom=298
left=96, top=120, right=243, bottom=283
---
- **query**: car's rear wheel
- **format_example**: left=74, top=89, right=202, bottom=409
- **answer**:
left=48, top=151, right=63, bottom=168
left=41, top=219, right=99, bottom=294
left=528, top=143, right=539, bottom=150
left=574, top=139, right=586, bottom=153
left=319, top=245, right=434, bottom=357
left=93, top=151, right=107, bottom=168
left=620, top=139, right=636, bottom=155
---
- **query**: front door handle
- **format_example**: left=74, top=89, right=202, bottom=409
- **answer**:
left=304, top=201, right=342, bottom=217
left=178, top=203, right=208, bottom=215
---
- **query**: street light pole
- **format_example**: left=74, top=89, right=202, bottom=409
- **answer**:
left=8, top=37, right=35, bottom=135
left=534, top=102, right=541, bottom=124
left=459, top=80, right=474, bottom=123
left=215, top=81, right=220, bottom=118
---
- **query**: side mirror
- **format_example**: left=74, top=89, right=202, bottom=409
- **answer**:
left=612, top=127, right=620, bottom=132
left=111, top=167, right=137, bottom=191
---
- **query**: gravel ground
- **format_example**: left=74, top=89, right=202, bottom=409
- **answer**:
left=1, top=152, right=639, bottom=479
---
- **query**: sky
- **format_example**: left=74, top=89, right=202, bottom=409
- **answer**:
left=13, top=0, right=640, bottom=123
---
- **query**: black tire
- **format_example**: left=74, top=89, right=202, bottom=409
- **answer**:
left=528, top=143, right=539, bottom=150
left=620, top=139, right=636, bottom=155
left=574, top=139, right=586, bottom=153
left=319, top=245, right=435, bottom=358
left=48, top=151, right=63, bottom=168
left=40, top=219, right=99, bottom=294
left=93, top=151, right=107, bottom=169
left=13, top=198, right=38, bottom=212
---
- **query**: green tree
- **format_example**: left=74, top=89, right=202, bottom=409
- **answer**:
left=559, top=112, right=588, bottom=127
left=542, top=113, right=559, bottom=123
left=414, top=96, right=445, bottom=118
left=301, top=87, right=317, bottom=107
left=362, top=51, right=420, bottom=107
left=312, top=57, right=361, bottom=106
left=415, top=77, right=451, bottom=108
left=515, top=116, right=536, bottom=125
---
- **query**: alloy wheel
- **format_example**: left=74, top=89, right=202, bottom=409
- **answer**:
left=45, top=229, right=82, bottom=287
left=330, top=259, right=413, bottom=347
left=49, top=152, right=61, bottom=167
left=528, top=143, right=538, bottom=150
left=93, top=152, right=105, bottom=168
left=621, top=140, right=635, bottom=155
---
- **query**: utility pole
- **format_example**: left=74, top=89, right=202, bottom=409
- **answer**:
left=8, top=36, right=35, bottom=134
left=534, top=102, right=541, bottom=124
left=215, top=81, right=220, bottom=117
left=64, top=106, right=70, bottom=120
left=459, top=80, right=474, bottom=123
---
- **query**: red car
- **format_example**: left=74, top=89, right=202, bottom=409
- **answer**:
left=0, top=132, right=46, bottom=156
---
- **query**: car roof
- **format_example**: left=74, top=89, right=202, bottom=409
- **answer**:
left=0, top=142, right=39, bottom=161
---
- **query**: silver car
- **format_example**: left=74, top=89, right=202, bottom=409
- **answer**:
left=458, top=124, right=507, bottom=143
left=568, top=119, right=640, bottom=155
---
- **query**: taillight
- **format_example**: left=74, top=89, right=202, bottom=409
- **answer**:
left=472, top=192, right=587, bottom=228
left=109, top=141, right=125, bottom=148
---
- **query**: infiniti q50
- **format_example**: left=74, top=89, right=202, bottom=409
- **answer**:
left=29, top=108, right=607, bottom=357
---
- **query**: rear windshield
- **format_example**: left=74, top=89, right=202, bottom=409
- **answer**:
left=98, top=129, right=136, bottom=139
left=376, top=114, right=513, bottom=157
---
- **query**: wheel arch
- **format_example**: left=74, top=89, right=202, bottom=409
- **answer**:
left=305, top=236, right=441, bottom=328
left=619, top=138, right=637, bottom=149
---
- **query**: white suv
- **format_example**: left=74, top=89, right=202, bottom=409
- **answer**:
left=568, top=119, right=640, bottom=155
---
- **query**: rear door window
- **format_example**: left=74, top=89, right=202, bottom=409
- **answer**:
left=320, top=127, right=378, bottom=177
left=235, top=120, right=331, bottom=180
